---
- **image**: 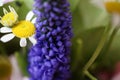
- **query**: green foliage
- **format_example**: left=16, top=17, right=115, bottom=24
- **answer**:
left=0, top=0, right=120, bottom=79
left=69, top=0, right=120, bottom=79
left=69, top=0, right=80, bottom=12
left=69, top=0, right=109, bottom=35
left=16, top=0, right=34, bottom=20
left=71, top=27, right=105, bottom=79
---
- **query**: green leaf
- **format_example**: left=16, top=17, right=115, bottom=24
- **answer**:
left=99, top=30, right=120, bottom=67
left=78, top=0, right=109, bottom=28
left=16, top=0, right=34, bottom=20
left=69, top=0, right=80, bottom=12
left=72, top=0, right=109, bottom=36
left=71, top=27, right=105, bottom=79
left=18, top=0, right=34, bottom=9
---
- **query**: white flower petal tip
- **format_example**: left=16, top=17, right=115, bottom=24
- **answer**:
left=31, top=17, right=37, bottom=24
left=20, top=38, right=27, bottom=47
left=26, top=11, right=34, bottom=21
left=112, top=13, right=120, bottom=27
left=3, top=8, right=8, bottom=14
left=9, top=5, right=17, bottom=14
left=0, top=3, right=3, bottom=7
left=112, top=73, right=120, bottom=80
left=0, top=0, right=14, bottom=7
left=0, top=27, right=12, bottom=33
left=23, top=77, right=29, bottom=80
left=91, top=0, right=105, bottom=10
left=29, top=36, right=37, bottom=45
left=0, top=33, right=15, bottom=42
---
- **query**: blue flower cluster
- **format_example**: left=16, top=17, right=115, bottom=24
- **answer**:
left=28, top=0, right=73, bottom=80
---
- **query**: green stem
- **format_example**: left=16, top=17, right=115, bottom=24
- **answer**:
left=102, top=27, right=119, bottom=54
left=84, top=70, right=97, bottom=80
left=83, top=24, right=120, bottom=80
left=83, top=27, right=109, bottom=71
left=21, top=47, right=27, bottom=56
left=72, top=39, right=83, bottom=71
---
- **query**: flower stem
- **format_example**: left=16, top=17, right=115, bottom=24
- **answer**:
left=102, top=27, right=119, bottom=54
left=84, top=70, right=97, bottom=80
left=84, top=27, right=109, bottom=70
left=83, top=26, right=110, bottom=79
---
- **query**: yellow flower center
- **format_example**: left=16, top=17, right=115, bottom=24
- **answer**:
left=0, top=12, right=18, bottom=27
left=105, top=2, right=120, bottom=14
left=12, top=21, right=36, bottom=38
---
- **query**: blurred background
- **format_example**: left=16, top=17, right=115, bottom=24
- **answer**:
left=0, top=0, right=120, bottom=80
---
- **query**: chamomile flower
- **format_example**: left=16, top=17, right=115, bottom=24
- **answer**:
left=91, top=0, right=120, bottom=13
left=0, top=6, right=37, bottom=47
left=91, top=0, right=120, bottom=27
left=0, top=6, right=18, bottom=27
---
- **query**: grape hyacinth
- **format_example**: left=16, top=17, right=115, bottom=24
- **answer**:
left=28, top=0, right=73, bottom=80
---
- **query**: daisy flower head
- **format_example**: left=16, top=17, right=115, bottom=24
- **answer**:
left=91, top=0, right=120, bottom=27
left=0, top=6, right=37, bottom=47
left=91, top=0, right=120, bottom=14
left=0, top=6, right=18, bottom=27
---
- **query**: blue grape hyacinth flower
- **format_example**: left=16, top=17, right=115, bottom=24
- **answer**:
left=28, top=0, right=73, bottom=80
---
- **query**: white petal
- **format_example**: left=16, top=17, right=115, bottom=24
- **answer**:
left=9, top=6, right=17, bottom=15
left=0, top=3, right=3, bottom=7
left=9, top=55, right=23, bottom=80
left=3, top=0, right=14, bottom=4
left=0, top=33, right=15, bottom=42
left=0, top=27, right=12, bottom=33
left=20, top=38, right=27, bottom=47
left=3, top=8, right=8, bottom=14
left=26, top=11, right=34, bottom=21
left=23, top=77, right=29, bottom=80
left=91, top=0, right=105, bottom=10
left=31, top=17, right=36, bottom=24
left=112, top=13, right=120, bottom=27
left=29, top=36, right=37, bottom=45
left=112, top=73, right=120, bottom=80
